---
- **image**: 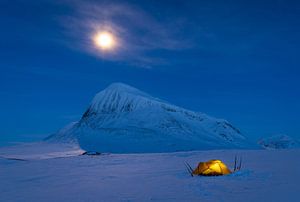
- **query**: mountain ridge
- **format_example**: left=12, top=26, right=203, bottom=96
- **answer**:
left=46, top=83, right=255, bottom=152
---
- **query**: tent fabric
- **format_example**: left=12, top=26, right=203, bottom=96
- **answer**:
left=192, top=160, right=232, bottom=176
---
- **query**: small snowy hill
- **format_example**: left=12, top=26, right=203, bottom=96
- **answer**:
left=47, top=83, right=254, bottom=152
left=258, top=135, right=300, bottom=149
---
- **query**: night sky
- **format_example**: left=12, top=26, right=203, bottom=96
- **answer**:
left=1, top=0, right=300, bottom=145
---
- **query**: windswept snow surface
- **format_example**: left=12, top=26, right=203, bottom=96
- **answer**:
left=47, top=83, right=255, bottom=152
left=0, top=143, right=299, bottom=202
left=0, top=142, right=83, bottom=160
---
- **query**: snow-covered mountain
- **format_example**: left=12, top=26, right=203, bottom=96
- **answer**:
left=46, top=83, right=254, bottom=152
left=258, top=135, right=300, bottom=149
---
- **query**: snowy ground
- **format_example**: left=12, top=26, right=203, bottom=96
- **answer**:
left=0, top=143, right=299, bottom=202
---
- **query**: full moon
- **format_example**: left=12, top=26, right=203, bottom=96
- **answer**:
left=93, top=32, right=115, bottom=50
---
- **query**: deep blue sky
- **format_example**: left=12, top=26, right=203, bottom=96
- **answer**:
left=1, top=0, right=300, bottom=145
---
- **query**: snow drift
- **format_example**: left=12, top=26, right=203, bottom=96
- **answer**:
left=46, top=83, right=254, bottom=152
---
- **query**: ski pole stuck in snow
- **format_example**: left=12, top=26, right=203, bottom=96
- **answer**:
left=184, top=162, right=194, bottom=177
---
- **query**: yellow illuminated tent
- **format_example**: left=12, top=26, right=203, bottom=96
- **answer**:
left=192, top=160, right=232, bottom=176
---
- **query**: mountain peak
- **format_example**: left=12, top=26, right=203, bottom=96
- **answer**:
left=87, top=83, right=157, bottom=114
left=99, top=82, right=152, bottom=98
left=106, top=82, right=139, bottom=92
